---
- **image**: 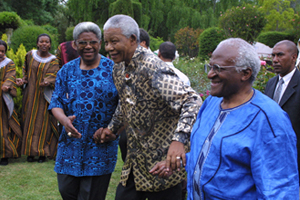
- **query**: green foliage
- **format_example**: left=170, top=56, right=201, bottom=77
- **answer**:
left=256, top=31, right=294, bottom=47
left=149, top=36, right=164, bottom=52
left=109, top=0, right=134, bottom=18
left=259, top=0, right=296, bottom=31
left=174, top=27, right=203, bottom=57
left=0, top=11, right=21, bottom=30
left=65, top=26, right=75, bottom=41
left=132, top=1, right=142, bottom=26
left=10, top=25, right=58, bottom=54
left=253, top=64, right=276, bottom=93
left=219, top=4, right=266, bottom=43
left=198, top=27, right=226, bottom=60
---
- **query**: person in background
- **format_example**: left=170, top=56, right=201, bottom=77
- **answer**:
left=49, top=22, right=119, bottom=200
left=265, top=40, right=300, bottom=183
left=0, top=40, right=22, bottom=166
left=139, top=28, right=150, bottom=50
left=16, top=34, right=60, bottom=163
left=158, top=41, right=190, bottom=86
left=55, top=40, right=79, bottom=69
left=100, top=14, right=201, bottom=200
left=151, top=38, right=299, bottom=199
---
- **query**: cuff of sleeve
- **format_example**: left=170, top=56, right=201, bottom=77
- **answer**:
left=172, top=132, right=188, bottom=144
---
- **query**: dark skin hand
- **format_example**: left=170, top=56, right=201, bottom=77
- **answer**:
left=149, top=160, right=174, bottom=178
left=1, top=85, right=9, bottom=92
left=93, top=127, right=116, bottom=144
left=63, top=115, right=81, bottom=138
left=39, top=81, right=50, bottom=87
left=166, top=141, right=186, bottom=172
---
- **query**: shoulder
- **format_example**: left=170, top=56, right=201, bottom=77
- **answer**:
left=100, top=55, right=114, bottom=67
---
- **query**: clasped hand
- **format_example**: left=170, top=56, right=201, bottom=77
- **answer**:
left=93, top=128, right=116, bottom=144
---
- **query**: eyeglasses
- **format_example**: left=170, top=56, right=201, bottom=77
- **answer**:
left=205, top=63, right=236, bottom=74
left=76, top=40, right=100, bottom=48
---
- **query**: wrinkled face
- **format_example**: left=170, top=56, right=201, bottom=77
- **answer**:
left=0, top=45, right=6, bottom=62
left=104, top=28, right=136, bottom=65
left=37, top=36, right=51, bottom=53
left=207, top=44, right=242, bottom=98
left=75, top=32, right=101, bottom=65
left=272, top=43, right=297, bottom=77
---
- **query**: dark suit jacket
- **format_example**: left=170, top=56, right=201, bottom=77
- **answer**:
left=265, top=69, right=300, bottom=177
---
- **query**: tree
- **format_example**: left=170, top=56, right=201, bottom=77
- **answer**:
left=174, top=27, right=203, bottom=57
left=259, top=0, right=296, bottom=31
left=219, top=4, right=266, bottom=43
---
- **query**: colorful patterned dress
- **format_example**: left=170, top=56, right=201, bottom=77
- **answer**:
left=21, top=50, right=60, bottom=158
left=49, top=56, right=119, bottom=176
left=0, top=57, right=22, bottom=159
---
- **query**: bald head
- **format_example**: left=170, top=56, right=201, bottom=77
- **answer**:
left=274, top=40, right=298, bottom=55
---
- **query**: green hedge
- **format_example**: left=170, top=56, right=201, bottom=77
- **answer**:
left=65, top=26, right=75, bottom=41
left=198, top=27, right=226, bottom=60
left=256, top=31, right=295, bottom=48
left=10, top=25, right=58, bottom=54
left=0, top=12, right=22, bottom=30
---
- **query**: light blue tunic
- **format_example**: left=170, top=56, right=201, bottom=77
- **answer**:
left=186, top=89, right=299, bottom=199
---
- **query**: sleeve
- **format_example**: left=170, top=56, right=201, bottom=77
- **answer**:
left=152, top=66, right=202, bottom=144
left=43, top=58, right=60, bottom=88
left=22, top=52, right=29, bottom=81
left=107, top=101, right=124, bottom=134
left=48, top=68, right=66, bottom=111
left=251, top=112, right=299, bottom=199
left=3, top=61, right=17, bottom=97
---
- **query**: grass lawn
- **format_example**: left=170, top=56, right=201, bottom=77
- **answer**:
left=0, top=149, right=123, bottom=200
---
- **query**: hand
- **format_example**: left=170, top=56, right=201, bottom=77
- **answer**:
left=16, top=78, right=23, bottom=87
left=149, top=160, right=173, bottom=178
left=166, top=141, right=186, bottom=173
left=1, top=85, right=9, bottom=92
left=63, top=115, right=81, bottom=138
left=40, top=81, right=50, bottom=87
left=93, top=128, right=116, bottom=144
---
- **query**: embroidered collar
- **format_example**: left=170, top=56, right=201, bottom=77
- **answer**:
left=32, top=50, right=56, bottom=63
left=0, top=57, right=12, bottom=68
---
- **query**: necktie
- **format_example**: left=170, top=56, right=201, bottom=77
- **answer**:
left=273, top=78, right=284, bottom=103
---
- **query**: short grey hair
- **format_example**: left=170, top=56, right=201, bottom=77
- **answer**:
left=73, top=22, right=102, bottom=41
left=103, top=14, right=140, bottom=43
left=217, top=38, right=260, bottom=83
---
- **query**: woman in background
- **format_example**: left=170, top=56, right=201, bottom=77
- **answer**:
left=0, top=40, right=22, bottom=165
left=17, top=34, right=60, bottom=163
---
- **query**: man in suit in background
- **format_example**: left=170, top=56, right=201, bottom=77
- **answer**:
left=265, top=40, right=300, bottom=181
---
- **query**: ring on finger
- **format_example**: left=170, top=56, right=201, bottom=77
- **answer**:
left=176, top=156, right=181, bottom=160
left=68, top=132, right=72, bottom=137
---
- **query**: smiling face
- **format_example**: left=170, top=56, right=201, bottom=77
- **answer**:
left=207, top=44, right=243, bottom=99
left=75, top=32, right=101, bottom=65
left=37, top=36, right=51, bottom=53
left=104, top=27, right=137, bottom=65
left=0, top=45, right=6, bottom=62
left=272, top=43, right=297, bottom=77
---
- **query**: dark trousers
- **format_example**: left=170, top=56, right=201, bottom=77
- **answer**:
left=57, top=173, right=112, bottom=200
left=115, top=172, right=182, bottom=200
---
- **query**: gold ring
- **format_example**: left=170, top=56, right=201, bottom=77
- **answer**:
left=176, top=156, right=181, bottom=160
left=68, top=132, right=72, bottom=137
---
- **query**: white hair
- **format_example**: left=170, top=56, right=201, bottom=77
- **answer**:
left=103, top=14, right=140, bottom=43
left=217, top=38, right=261, bottom=83
left=73, top=22, right=102, bottom=41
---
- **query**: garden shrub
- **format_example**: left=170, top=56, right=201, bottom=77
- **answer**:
left=10, top=25, right=58, bottom=54
left=218, top=4, right=266, bottom=43
left=198, top=27, right=226, bottom=60
left=256, top=31, right=294, bottom=48
left=0, top=12, right=22, bottom=31
left=150, top=36, right=164, bottom=51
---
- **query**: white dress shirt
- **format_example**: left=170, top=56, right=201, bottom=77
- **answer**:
left=276, top=68, right=296, bottom=103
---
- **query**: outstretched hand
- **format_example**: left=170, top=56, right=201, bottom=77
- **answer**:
left=63, top=115, right=81, bottom=138
left=1, top=85, right=9, bottom=92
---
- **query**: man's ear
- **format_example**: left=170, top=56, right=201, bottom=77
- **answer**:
left=130, top=34, right=138, bottom=45
left=241, top=68, right=252, bottom=82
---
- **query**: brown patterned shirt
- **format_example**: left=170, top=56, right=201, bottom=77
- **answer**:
left=108, top=46, right=202, bottom=192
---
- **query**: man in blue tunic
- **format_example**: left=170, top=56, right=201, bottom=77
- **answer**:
left=49, top=22, right=119, bottom=200
left=151, top=38, right=299, bottom=199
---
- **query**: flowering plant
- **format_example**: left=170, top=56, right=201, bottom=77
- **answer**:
left=200, top=90, right=210, bottom=101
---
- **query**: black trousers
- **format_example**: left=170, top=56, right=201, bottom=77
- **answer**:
left=115, top=172, right=182, bottom=200
left=57, top=173, right=112, bottom=200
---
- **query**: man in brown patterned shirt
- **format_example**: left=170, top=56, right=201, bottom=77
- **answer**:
left=97, top=14, right=202, bottom=200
